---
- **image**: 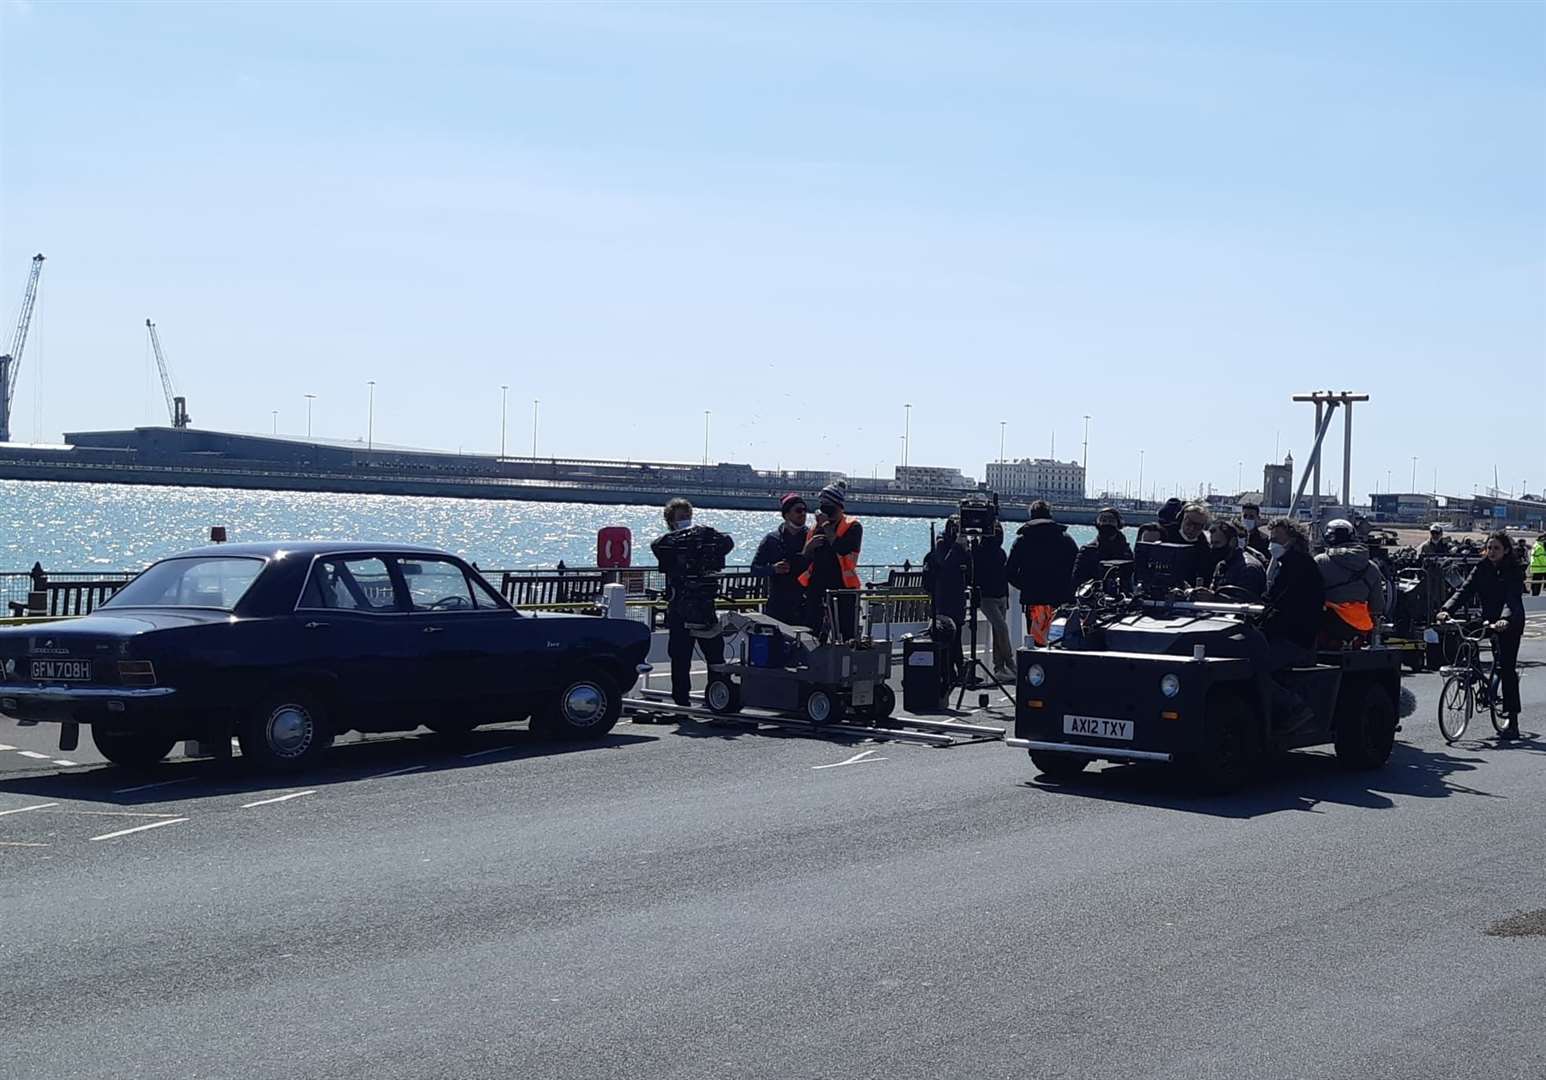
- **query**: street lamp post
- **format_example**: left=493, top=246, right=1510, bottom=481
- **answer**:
left=1411, top=456, right=1418, bottom=493
left=366, top=381, right=375, bottom=451
left=999, top=420, right=1005, bottom=464
left=304, top=394, right=316, bottom=439
left=1138, top=449, right=1145, bottom=505
left=703, top=410, right=711, bottom=468
left=532, top=400, right=539, bottom=458
left=499, top=385, right=508, bottom=458
left=903, top=404, right=912, bottom=470
left=271, top=410, right=277, bottom=435
left=1237, top=460, right=1242, bottom=493
left=1081, top=414, right=1091, bottom=496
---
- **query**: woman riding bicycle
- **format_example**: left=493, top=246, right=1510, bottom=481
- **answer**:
left=1437, top=531, right=1526, bottom=738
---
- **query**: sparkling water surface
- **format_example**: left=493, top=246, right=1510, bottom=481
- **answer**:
left=1, top=480, right=1101, bottom=572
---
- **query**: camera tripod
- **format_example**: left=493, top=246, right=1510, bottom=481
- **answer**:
left=954, top=533, right=1010, bottom=708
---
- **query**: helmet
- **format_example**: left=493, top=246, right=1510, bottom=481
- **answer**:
left=1429, top=523, right=1444, bottom=534
left=1324, top=518, right=1355, bottom=544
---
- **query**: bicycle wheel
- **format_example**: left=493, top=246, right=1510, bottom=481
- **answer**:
left=1486, top=670, right=1507, bottom=734
left=1438, top=675, right=1471, bottom=743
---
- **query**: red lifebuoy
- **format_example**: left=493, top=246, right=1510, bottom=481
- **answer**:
left=597, top=526, right=633, bottom=569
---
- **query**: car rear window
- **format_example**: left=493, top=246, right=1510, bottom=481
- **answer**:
left=103, top=557, right=265, bottom=611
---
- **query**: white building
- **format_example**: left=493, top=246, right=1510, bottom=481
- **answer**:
left=895, top=464, right=973, bottom=492
left=985, top=458, right=1086, bottom=500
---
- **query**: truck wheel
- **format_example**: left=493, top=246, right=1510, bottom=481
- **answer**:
left=1029, top=750, right=1089, bottom=781
left=532, top=670, right=620, bottom=740
left=238, top=688, right=335, bottom=771
left=1335, top=685, right=1397, bottom=770
left=804, top=689, right=842, bottom=725
left=90, top=728, right=178, bottom=770
left=1188, top=692, right=1255, bottom=793
left=870, top=683, right=897, bottom=723
left=705, top=675, right=742, bottom=715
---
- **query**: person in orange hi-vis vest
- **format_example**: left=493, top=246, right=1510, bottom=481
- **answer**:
left=798, top=481, right=862, bottom=642
left=1313, top=518, right=1387, bottom=647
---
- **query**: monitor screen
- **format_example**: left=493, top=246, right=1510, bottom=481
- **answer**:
left=1133, top=541, right=1204, bottom=593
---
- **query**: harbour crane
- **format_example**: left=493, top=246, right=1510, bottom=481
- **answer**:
left=145, top=319, right=192, bottom=429
left=0, top=253, right=46, bottom=443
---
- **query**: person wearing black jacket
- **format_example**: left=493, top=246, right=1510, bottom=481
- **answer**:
left=1262, top=518, right=1323, bottom=663
left=749, top=493, right=811, bottom=627
left=973, top=522, right=1014, bottom=679
left=651, top=498, right=735, bottom=707
left=923, top=517, right=968, bottom=676
left=1006, top=500, right=1079, bottom=645
left=1072, top=507, right=1134, bottom=594
left=1239, top=502, right=1270, bottom=558
left=1438, top=531, right=1526, bottom=735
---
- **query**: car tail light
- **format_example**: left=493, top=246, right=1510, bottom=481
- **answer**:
left=118, top=660, right=157, bottom=687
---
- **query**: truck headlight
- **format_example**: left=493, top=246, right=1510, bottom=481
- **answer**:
left=1160, top=673, right=1181, bottom=698
left=1026, top=664, right=1046, bottom=688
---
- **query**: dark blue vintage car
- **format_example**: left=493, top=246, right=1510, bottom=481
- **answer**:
left=0, top=542, right=652, bottom=771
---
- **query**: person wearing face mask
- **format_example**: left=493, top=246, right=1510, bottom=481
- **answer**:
left=1170, top=504, right=1218, bottom=585
left=1418, top=524, right=1451, bottom=559
left=1072, top=507, right=1134, bottom=594
left=750, top=493, right=812, bottom=627
left=798, top=481, right=863, bottom=642
left=651, top=497, right=736, bottom=707
left=1261, top=518, right=1324, bottom=662
left=1239, top=502, right=1270, bottom=558
left=1208, top=520, right=1266, bottom=599
left=1437, top=530, right=1526, bottom=736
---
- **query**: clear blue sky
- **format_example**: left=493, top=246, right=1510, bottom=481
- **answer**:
left=2, top=1, right=1542, bottom=502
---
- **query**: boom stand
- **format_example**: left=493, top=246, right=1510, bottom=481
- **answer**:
left=955, top=535, right=1009, bottom=708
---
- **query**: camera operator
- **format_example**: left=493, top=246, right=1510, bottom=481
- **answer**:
left=1208, top=520, right=1266, bottom=599
left=798, top=482, right=862, bottom=641
left=650, top=497, right=735, bottom=707
left=1006, top=500, right=1078, bottom=646
left=1072, top=507, right=1133, bottom=594
left=924, top=516, right=968, bottom=676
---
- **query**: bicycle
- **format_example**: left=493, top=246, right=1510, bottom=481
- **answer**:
left=1436, top=620, right=1505, bottom=742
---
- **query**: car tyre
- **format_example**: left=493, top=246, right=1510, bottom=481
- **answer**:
left=90, top=727, right=178, bottom=770
left=804, top=689, right=842, bottom=725
left=532, top=670, right=620, bottom=740
left=1335, top=684, right=1397, bottom=770
left=705, top=675, right=742, bottom=715
left=1188, top=691, right=1255, bottom=793
left=1029, top=750, right=1089, bottom=781
left=238, top=688, right=335, bottom=771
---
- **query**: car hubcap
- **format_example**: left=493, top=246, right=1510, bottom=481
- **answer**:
left=267, top=704, right=313, bottom=758
left=563, top=683, right=605, bottom=726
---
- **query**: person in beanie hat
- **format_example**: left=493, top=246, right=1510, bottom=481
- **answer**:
left=1005, top=499, right=1078, bottom=646
left=799, top=480, right=863, bottom=641
left=750, top=493, right=812, bottom=626
left=1157, top=497, right=1187, bottom=543
left=1072, top=506, right=1133, bottom=593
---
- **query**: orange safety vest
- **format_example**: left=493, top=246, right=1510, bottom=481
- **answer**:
left=1326, top=600, right=1374, bottom=632
left=798, top=514, right=863, bottom=591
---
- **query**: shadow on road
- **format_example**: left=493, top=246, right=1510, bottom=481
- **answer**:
left=1023, top=742, right=1501, bottom=819
left=0, top=725, right=657, bottom=807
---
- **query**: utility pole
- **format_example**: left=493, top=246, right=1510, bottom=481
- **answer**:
left=367, top=381, right=375, bottom=451
left=304, top=394, right=316, bottom=439
left=499, top=385, right=508, bottom=458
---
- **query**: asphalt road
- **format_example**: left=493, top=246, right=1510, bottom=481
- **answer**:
left=4, top=631, right=1545, bottom=1080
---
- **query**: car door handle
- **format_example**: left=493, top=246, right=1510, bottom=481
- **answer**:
left=423, top=626, right=444, bottom=634
left=304, top=621, right=330, bottom=630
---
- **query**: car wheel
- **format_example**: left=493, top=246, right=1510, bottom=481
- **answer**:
left=1187, top=691, right=1255, bottom=793
left=238, top=688, right=335, bottom=771
left=1335, top=684, right=1397, bottom=770
left=804, top=689, right=842, bottom=725
left=1029, top=750, right=1089, bottom=781
left=90, top=727, right=178, bottom=770
left=705, top=675, right=742, bottom=715
left=532, top=670, right=620, bottom=740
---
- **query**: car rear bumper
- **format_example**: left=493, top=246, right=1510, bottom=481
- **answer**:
left=0, top=685, right=178, bottom=725
left=1006, top=736, right=1174, bottom=763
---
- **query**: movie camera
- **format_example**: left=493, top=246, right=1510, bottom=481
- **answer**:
left=957, top=492, right=999, bottom=538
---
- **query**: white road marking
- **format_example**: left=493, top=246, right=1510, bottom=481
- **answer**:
left=90, top=817, right=188, bottom=841
left=241, top=790, right=316, bottom=809
left=16, top=750, right=50, bottom=760
left=0, top=802, right=58, bottom=817
left=0, top=841, right=49, bottom=847
left=812, top=749, right=888, bottom=770
left=52, top=759, right=79, bottom=767
left=365, top=765, right=427, bottom=780
left=0, top=743, right=15, bottom=751
left=62, top=809, right=181, bottom=818
left=462, top=745, right=517, bottom=760
left=112, top=777, right=195, bottom=795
